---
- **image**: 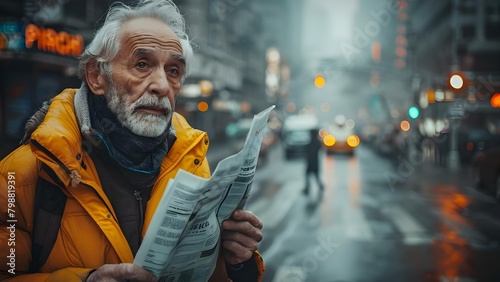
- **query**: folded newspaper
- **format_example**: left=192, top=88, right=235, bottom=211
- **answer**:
left=134, top=105, right=275, bottom=281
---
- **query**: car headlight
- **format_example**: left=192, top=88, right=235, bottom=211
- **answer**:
left=347, top=135, right=360, bottom=148
left=323, top=135, right=336, bottom=146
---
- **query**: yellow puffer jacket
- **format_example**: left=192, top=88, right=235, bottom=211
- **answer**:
left=0, top=89, right=264, bottom=281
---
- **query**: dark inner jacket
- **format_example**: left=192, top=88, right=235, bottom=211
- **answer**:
left=90, top=145, right=154, bottom=255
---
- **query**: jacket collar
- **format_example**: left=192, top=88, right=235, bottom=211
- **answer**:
left=29, top=88, right=209, bottom=188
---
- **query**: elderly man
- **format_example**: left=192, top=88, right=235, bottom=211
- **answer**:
left=0, top=0, right=264, bottom=281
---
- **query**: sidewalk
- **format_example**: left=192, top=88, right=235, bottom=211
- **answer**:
left=397, top=157, right=474, bottom=187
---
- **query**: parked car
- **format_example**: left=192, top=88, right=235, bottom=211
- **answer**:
left=457, top=109, right=500, bottom=164
left=471, top=143, right=500, bottom=202
left=225, top=119, right=277, bottom=164
left=457, top=126, right=492, bottom=164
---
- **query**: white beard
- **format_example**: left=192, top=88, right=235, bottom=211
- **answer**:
left=105, top=83, right=173, bottom=137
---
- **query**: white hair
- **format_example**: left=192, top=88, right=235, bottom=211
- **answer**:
left=78, top=0, right=193, bottom=83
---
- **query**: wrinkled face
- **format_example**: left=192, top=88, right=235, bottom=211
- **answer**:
left=104, top=17, right=185, bottom=137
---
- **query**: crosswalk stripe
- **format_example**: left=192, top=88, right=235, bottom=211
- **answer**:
left=345, top=208, right=374, bottom=241
left=258, top=180, right=301, bottom=229
left=382, top=205, right=431, bottom=245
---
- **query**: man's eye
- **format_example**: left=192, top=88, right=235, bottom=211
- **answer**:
left=169, top=68, right=180, bottom=76
left=136, top=62, right=148, bottom=69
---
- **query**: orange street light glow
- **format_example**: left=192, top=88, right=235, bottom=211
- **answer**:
left=314, top=75, right=326, bottom=88
left=491, top=93, right=500, bottom=108
left=197, top=101, right=209, bottom=112
left=400, top=120, right=410, bottom=131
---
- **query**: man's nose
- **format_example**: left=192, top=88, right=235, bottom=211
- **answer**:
left=148, top=69, right=170, bottom=97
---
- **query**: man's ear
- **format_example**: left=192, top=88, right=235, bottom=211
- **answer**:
left=85, top=61, right=108, bottom=95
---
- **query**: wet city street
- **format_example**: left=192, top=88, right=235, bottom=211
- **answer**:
left=243, top=144, right=500, bottom=282
left=1, top=0, right=500, bottom=281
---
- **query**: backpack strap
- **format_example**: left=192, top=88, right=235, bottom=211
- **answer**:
left=29, top=166, right=67, bottom=273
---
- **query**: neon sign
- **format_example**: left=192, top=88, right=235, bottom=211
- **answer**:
left=24, top=23, right=83, bottom=57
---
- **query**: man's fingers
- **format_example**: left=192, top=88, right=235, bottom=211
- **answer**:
left=229, top=210, right=263, bottom=230
left=116, top=264, right=157, bottom=282
left=222, top=220, right=263, bottom=242
left=221, top=230, right=260, bottom=250
left=86, top=263, right=157, bottom=282
left=222, top=240, right=254, bottom=264
left=222, top=210, right=264, bottom=265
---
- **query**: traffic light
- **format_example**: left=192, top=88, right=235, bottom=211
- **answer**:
left=314, top=73, right=325, bottom=88
left=491, top=93, right=500, bottom=108
left=408, top=106, right=420, bottom=119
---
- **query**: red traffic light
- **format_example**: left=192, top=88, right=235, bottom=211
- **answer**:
left=491, top=93, right=500, bottom=108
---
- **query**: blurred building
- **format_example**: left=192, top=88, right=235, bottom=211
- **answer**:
left=409, top=0, right=500, bottom=128
left=407, top=0, right=500, bottom=167
left=0, top=0, right=116, bottom=157
left=410, top=0, right=500, bottom=76
left=0, top=0, right=301, bottom=157
left=344, top=0, right=413, bottom=125
left=174, top=0, right=302, bottom=142
left=173, top=0, right=261, bottom=142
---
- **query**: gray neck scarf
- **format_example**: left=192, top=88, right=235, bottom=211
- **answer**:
left=74, top=83, right=176, bottom=188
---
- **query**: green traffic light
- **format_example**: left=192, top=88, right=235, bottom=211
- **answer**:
left=408, top=106, right=420, bottom=119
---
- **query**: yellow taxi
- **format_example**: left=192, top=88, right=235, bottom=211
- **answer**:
left=321, top=117, right=360, bottom=155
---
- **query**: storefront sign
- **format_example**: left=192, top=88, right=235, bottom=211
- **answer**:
left=24, top=23, right=83, bottom=57
left=0, top=23, right=24, bottom=51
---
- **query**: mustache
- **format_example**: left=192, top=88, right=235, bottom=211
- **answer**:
left=131, top=93, right=172, bottom=113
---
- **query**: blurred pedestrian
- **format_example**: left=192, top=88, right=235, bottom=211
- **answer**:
left=303, top=128, right=324, bottom=195
left=0, top=0, right=264, bottom=281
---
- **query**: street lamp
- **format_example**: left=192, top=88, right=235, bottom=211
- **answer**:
left=449, top=74, right=464, bottom=90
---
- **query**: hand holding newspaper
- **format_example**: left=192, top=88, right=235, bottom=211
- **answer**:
left=134, top=105, right=275, bottom=281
